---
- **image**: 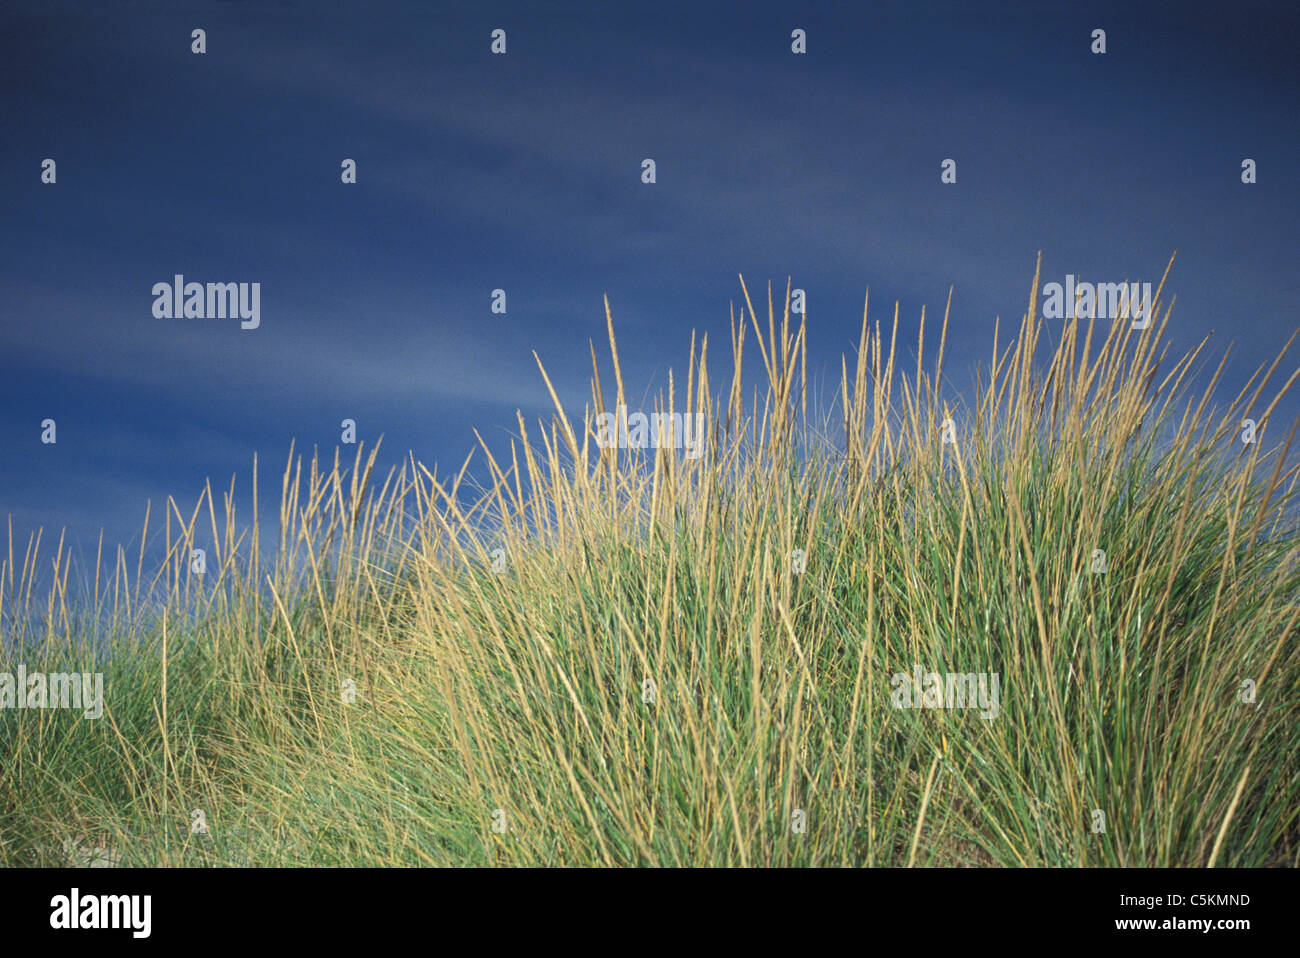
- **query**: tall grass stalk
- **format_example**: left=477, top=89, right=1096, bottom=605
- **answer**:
left=2, top=255, right=1298, bottom=866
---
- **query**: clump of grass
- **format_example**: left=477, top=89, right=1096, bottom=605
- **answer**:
left=2, top=254, right=1298, bottom=866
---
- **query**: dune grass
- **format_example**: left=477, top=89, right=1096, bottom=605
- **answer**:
left=3, top=255, right=1299, bottom=866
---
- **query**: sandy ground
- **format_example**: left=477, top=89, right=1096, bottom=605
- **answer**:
left=61, top=838, right=121, bottom=867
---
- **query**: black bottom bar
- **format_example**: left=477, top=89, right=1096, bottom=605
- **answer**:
left=1, top=867, right=1284, bottom=945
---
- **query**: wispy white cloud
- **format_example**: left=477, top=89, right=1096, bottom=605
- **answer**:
left=2, top=279, right=556, bottom=410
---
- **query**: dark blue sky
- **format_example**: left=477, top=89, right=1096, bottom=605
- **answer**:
left=2, top=0, right=1298, bottom=570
